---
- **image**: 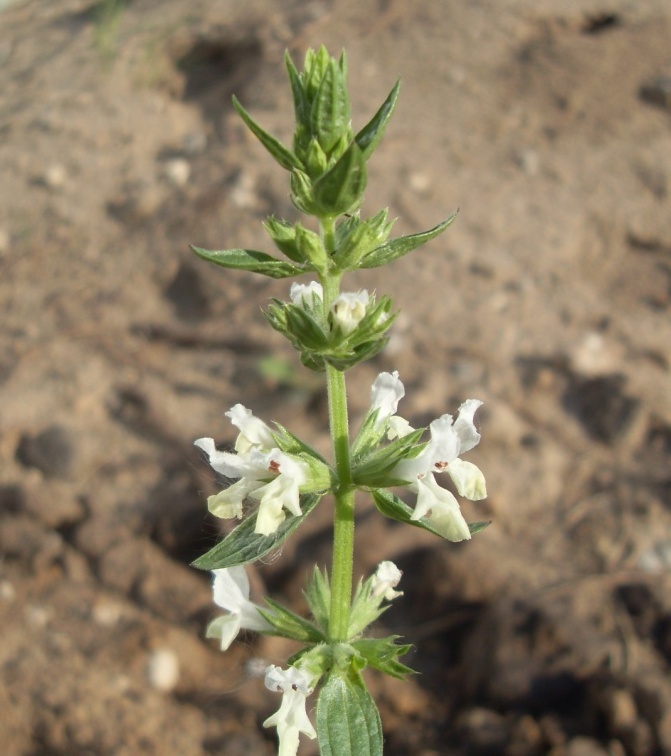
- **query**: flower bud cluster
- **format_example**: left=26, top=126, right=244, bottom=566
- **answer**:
left=231, top=45, right=391, bottom=220
left=265, top=281, right=396, bottom=371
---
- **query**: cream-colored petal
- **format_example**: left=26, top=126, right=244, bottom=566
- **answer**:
left=446, top=458, right=487, bottom=501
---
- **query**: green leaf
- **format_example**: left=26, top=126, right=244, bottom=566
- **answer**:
left=311, top=59, right=350, bottom=154
left=371, top=488, right=445, bottom=538
left=467, top=520, right=491, bottom=535
left=260, top=598, right=325, bottom=643
left=355, top=79, right=401, bottom=159
left=191, top=493, right=322, bottom=570
left=232, top=96, right=302, bottom=171
left=316, top=670, right=383, bottom=756
left=352, top=637, right=415, bottom=679
left=303, top=46, right=331, bottom=102
left=284, top=50, right=308, bottom=125
left=191, top=246, right=304, bottom=279
left=313, top=141, right=367, bottom=217
left=371, top=489, right=490, bottom=538
left=360, top=212, right=458, bottom=269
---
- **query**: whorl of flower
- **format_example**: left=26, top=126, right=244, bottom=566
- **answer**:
left=195, top=405, right=310, bottom=536
left=370, top=371, right=487, bottom=542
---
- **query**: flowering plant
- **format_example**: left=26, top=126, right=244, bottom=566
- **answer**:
left=191, top=47, right=488, bottom=755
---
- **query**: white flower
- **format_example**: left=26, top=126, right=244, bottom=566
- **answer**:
left=290, top=280, right=323, bottom=307
left=226, top=403, right=276, bottom=453
left=206, top=567, right=271, bottom=651
left=250, top=452, right=308, bottom=536
left=264, top=665, right=316, bottom=756
left=410, top=473, right=472, bottom=542
left=330, top=290, right=369, bottom=335
left=371, top=560, right=403, bottom=600
left=195, top=406, right=312, bottom=536
left=369, top=372, right=487, bottom=543
left=392, top=401, right=486, bottom=542
left=370, top=371, right=405, bottom=427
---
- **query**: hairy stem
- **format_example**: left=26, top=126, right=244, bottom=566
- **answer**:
left=321, top=216, right=355, bottom=641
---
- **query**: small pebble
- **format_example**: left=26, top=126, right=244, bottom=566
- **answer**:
left=146, top=648, right=180, bottom=692
left=91, top=599, right=124, bottom=627
left=0, top=580, right=16, bottom=601
left=163, top=158, right=190, bottom=187
left=44, top=163, right=67, bottom=189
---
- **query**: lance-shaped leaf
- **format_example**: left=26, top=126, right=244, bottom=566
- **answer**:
left=316, top=670, right=383, bottom=756
left=313, top=142, right=367, bottom=217
left=260, top=598, right=326, bottom=643
left=371, top=488, right=490, bottom=538
left=311, top=59, right=350, bottom=154
left=192, top=493, right=322, bottom=570
left=355, top=79, right=401, bottom=159
left=359, top=211, right=458, bottom=269
left=191, top=246, right=304, bottom=279
left=284, top=50, right=308, bottom=125
left=232, top=95, right=302, bottom=172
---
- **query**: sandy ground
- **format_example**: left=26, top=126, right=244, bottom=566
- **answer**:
left=1, top=0, right=671, bottom=753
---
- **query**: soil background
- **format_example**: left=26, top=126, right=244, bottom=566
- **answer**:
left=2, top=1, right=671, bottom=754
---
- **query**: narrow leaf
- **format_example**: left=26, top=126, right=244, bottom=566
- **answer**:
left=371, top=488, right=445, bottom=538
left=191, top=246, right=304, bottom=279
left=284, top=50, right=308, bottom=124
left=192, top=493, right=322, bottom=570
left=311, top=60, right=350, bottom=154
left=260, top=598, right=325, bottom=643
left=355, top=80, right=401, bottom=159
left=360, top=212, right=458, bottom=269
left=371, top=489, right=489, bottom=538
left=316, top=671, right=383, bottom=756
left=232, top=96, right=302, bottom=171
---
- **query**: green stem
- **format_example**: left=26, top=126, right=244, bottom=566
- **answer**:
left=320, top=217, right=355, bottom=642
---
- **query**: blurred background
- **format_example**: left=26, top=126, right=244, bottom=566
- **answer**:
left=1, top=0, right=671, bottom=753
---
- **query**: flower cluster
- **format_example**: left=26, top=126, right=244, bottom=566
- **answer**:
left=362, top=371, right=487, bottom=542
left=195, top=404, right=329, bottom=536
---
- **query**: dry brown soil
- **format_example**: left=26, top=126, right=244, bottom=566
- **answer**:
left=2, top=0, right=671, bottom=754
